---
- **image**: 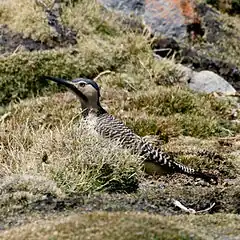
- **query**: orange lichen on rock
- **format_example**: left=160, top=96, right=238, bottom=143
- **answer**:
left=179, top=0, right=200, bottom=24
left=145, top=0, right=200, bottom=24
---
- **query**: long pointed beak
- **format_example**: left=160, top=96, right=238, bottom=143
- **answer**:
left=42, top=76, right=88, bottom=102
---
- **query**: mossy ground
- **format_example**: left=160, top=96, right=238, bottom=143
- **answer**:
left=1, top=91, right=240, bottom=238
left=1, top=211, right=240, bottom=240
left=0, top=0, right=240, bottom=239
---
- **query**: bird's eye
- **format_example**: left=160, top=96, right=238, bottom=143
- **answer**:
left=79, top=82, right=86, bottom=87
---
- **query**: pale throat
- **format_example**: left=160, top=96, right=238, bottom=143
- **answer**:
left=80, top=98, right=102, bottom=117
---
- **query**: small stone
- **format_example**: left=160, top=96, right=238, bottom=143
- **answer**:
left=188, top=70, right=236, bottom=94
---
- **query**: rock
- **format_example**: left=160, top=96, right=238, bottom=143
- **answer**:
left=98, top=1, right=240, bottom=91
left=178, top=47, right=240, bottom=91
left=189, top=70, right=236, bottom=94
left=97, top=0, right=145, bottom=15
left=97, top=0, right=203, bottom=40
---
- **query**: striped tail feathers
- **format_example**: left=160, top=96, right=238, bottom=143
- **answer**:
left=193, top=170, right=218, bottom=184
left=140, top=141, right=218, bottom=184
left=171, top=161, right=218, bottom=184
left=139, top=141, right=195, bottom=174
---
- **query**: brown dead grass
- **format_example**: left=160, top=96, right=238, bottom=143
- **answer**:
left=0, top=93, right=142, bottom=197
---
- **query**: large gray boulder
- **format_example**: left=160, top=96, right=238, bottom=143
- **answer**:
left=97, top=0, right=201, bottom=39
left=189, top=70, right=236, bottom=94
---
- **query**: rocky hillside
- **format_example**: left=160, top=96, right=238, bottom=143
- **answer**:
left=0, top=0, right=240, bottom=239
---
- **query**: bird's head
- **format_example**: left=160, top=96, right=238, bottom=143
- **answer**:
left=42, top=76, right=104, bottom=116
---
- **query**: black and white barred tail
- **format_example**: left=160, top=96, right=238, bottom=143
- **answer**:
left=139, top=141, right=195, bottom=174
left=139, top=141, right=217, bottom=183
left=95, top=113, right=218, bottom=183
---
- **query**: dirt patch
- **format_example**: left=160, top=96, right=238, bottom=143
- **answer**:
left=1, top=174, right=240, bottom=231
left=0, top=1, right=77, bottom=55
left=0, top=25, right=51, bottom=55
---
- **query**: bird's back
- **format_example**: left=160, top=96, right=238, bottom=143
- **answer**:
left=90, top=112, right=197, bottom=176
left=42, top=75, right=216, bottom=183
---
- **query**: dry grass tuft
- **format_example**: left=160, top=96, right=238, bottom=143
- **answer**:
left=0, top=0, right=51, bottom=42
left=0, top=174, right=63, bottom=215
left=0, top=94, right=142, bottom=198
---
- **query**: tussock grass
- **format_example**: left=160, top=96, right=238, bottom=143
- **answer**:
left=0, top=94, right=141, bottom=202
left=0, top=174, right=64, bottom=214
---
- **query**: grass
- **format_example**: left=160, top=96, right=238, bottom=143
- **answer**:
left=0, top=94, right=142, bottom=196
left=0, top=92, right=238, bottom=196
left=1, top=0, right=239, bottom=139
left=1, top=212, right=240, bottom=240
left=0, top=0, right=51, bottom=42
left=1, top=0, right=240, bottom=238
left=0, top=0, right=184, bottom=107
left=108, top=85, right=239, bottom=138
left=0, top=91, right=239, bottom=221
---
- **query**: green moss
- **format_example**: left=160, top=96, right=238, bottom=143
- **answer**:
left=126, top=87, right=229, bottom=117
left=0, top=45, right=130, bottom=106
left=121, top=86, right=238, bottom=138
left=125, top=117, right=160, bottom=137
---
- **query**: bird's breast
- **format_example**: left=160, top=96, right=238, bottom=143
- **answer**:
left=84, top=114, right=98, bottom=135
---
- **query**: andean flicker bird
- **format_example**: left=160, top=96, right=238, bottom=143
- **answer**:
left=42, top=76, right=217, bottom=183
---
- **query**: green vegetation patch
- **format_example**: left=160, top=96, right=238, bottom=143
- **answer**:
left=0, top=0, right=51, bottom=42
left=0, top=0, right=181, bottom=107
left=109, top=85, right=239, bottom=138
left=0, top=37, right=139, bottom=106
left=0, top=94, right=239, bottom=229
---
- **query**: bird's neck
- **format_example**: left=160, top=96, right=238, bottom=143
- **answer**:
left=81, top=102, right=107, bottom=118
